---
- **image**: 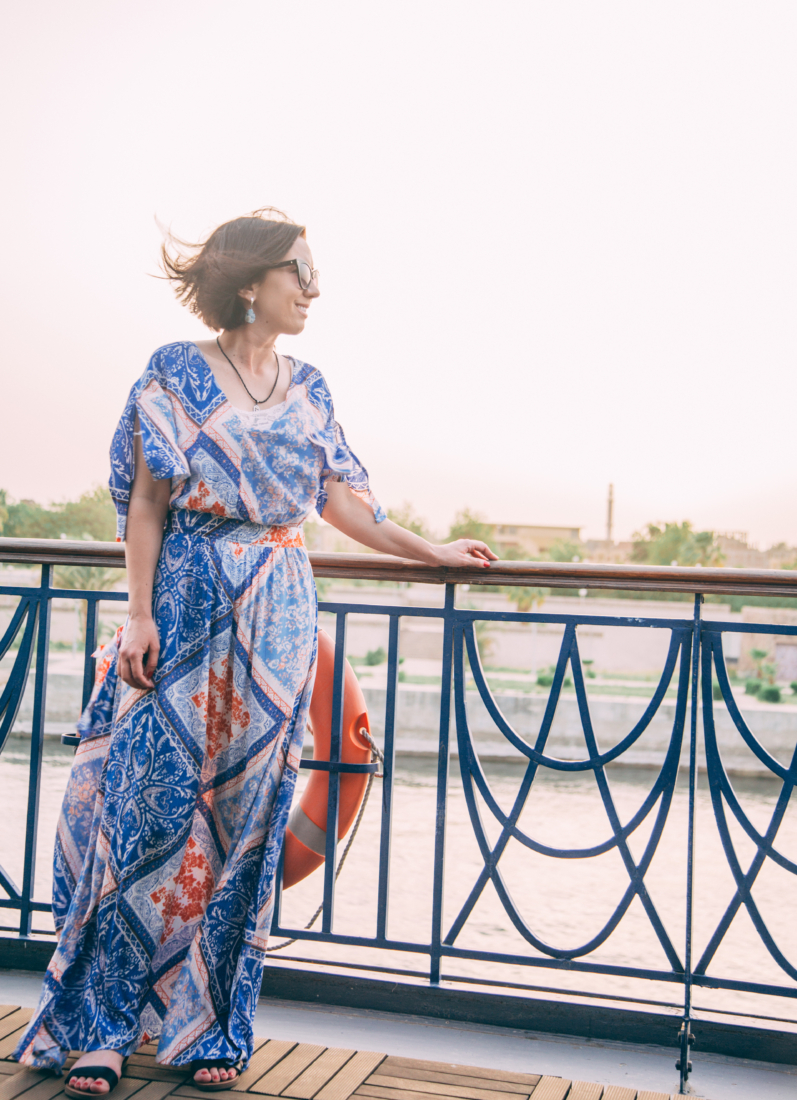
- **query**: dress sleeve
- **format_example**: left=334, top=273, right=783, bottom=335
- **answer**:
left=109, top=355, right=190, bottom=540
left=306, top=372, right=385, bottom=523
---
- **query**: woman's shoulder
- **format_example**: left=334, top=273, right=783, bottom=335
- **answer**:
left=132, top=341, right=225, bottom=418
left=291, top=358, right=334, bottom=409
left=143, top=340, right=202, bottom=383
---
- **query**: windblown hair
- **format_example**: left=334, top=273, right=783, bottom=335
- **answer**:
left=160, top=207, right=306, bottom=331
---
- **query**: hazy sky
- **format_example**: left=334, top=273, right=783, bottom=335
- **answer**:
left=1, top=1, right=795, bottom=546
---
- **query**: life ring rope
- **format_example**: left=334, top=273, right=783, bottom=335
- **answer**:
left=267, top=728, right=384, bottom=953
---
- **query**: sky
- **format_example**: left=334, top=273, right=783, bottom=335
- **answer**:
left=0, top=1, right=795, bottom=547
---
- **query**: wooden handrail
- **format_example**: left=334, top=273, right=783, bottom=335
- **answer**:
left=1, top=536, right=797, bottom=597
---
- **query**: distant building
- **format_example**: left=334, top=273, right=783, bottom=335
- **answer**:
left=583, top=539, right=634, bottom=564
left=716, top=533, right=797, bottom=570
left=492, top=524, right=581, bottom=559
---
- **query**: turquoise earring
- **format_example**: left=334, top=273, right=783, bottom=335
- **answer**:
left=245, top=296, right=256, bottom=324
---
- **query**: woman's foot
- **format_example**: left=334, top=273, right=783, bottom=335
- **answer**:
left=193, top=1064, right=238, bottom=1086
left=67, top=1050, right=124, bottom=1095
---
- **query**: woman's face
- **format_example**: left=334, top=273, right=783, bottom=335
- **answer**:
left=244, top=236, right=320, bottom=335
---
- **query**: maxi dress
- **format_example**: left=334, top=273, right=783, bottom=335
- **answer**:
left=14, top=341, right=384, bottom=1073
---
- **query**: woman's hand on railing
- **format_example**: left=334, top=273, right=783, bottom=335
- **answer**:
left=430, top=540, right=498, bottom=569
left=119, top=615, right=160, bottom=690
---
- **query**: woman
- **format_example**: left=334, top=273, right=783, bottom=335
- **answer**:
left=14, top=209, right=496, bottom=1095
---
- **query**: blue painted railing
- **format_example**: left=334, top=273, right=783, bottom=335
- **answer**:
left=1, top=539, right=797, bottom=1092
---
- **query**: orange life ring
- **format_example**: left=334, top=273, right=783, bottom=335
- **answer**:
left=282, top=628, right=372, bottom=888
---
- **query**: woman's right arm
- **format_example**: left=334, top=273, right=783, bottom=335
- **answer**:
left=118, top=417, right=172, bottom=690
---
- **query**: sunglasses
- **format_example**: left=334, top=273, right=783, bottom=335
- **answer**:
left=264, top=259, right=320, bottom=290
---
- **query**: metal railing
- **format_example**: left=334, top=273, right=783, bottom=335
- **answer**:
left=1, top=537, right=797, bottom=1092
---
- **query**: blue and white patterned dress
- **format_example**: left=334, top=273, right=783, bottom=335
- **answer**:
left=15, top=341, right=384, bottom=1072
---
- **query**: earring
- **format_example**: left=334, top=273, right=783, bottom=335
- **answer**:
left=245, top=296, right=256, bottom=324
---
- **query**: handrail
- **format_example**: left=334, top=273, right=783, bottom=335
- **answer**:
left=2, top=535, right=797, bottom=596
left=3, top=536, right=797, bottom=1090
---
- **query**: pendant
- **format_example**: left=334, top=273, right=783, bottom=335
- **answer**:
left=253, top=403, right=260, bottom=412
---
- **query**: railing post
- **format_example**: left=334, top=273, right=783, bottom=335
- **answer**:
left=376, top=614, right=400, bottom=942
left=679, top=592, right=702, bottom=1092
left=19, top=564, right=52, bottom=936
left=81, top=597, right=100, bottom=710
left=430, top=582, right=456, bottom=985
left=321, top=612, right=347, bottom=933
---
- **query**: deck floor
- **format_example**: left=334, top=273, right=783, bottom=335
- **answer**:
left=0, top=1005, right=691, bottom=1100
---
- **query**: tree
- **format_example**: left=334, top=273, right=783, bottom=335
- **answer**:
left=547, top=539, right=584, bottom=563
left=447, top=508, right=496, bottom=551
left=1, top=485, right=117, bottom=542
left=0, top=486, right=122, bottom=641
left=505, top=586, right=546, bottom=613
left=631, top=522, right=724, bottom=567
left=387, top=502, right=431, bottom=541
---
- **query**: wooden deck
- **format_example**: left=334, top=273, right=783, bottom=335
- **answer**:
left=0, top=1005, right=686, bottom=1100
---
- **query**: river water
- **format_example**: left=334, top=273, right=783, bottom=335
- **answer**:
left=2, top=736, right=796, bottom=1029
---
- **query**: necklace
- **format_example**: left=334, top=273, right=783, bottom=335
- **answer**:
left=216, top=336, right=280, bottom=412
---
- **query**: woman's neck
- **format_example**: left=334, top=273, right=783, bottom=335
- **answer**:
left=218, top=327, right=278, bottom=377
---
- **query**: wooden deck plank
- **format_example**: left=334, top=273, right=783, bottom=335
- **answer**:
left=0, top=1012, right=675, bottom=1100
left=528, top=1080, right=570, bottom=1100
left=174, top=1090, right=252, bottom=1100
left=0, top=1078, right=69, bottom=1100
left=378, top=1060, right=540, bottom=1089
left=365, top=1073, right=530, bottom=1100
left=175, top=1088, right=254, bottom=1100
left=250, top=1045, right=326, bottom=1096
left=0, top=1030, right=33, bottom=1062
left=315, top=1052, right=386, bottom=1100
left=355, top=1088, right=469, bottom=1100
left=230, top=1040, right=298, bottom=1092
left=121, top=1066, right=190, bottom=1083
left=566, top=1084, right=603, bottom=1100
left=0, top=1011, right=32, bottom=1045
left=370, top=1066, right=530, bottom=1096
left=282, top=1049, right=357, bottom=1099
left=0, top=1070, right=53, bottom=1100
left=122, top=1084, right=182, bottom=1100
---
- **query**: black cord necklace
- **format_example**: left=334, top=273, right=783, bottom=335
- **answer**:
left=216, top=336, right=280, bottom=413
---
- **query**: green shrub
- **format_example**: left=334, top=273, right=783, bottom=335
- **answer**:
left=745, top=679, right=762, bottom=696
left=759, top=685, right=781, bottom=703
left=791, top=681, right=797, bottom=695
left=713, top=681, right=723, bottom=701
left=365, top=646, right=386, bottom=666
left=564, top=675, right=573, bottom=689
left=537, top=672, right=554, bottom=687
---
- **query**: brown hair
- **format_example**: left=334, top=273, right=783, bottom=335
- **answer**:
left=160, top=207, right=306, bottom=330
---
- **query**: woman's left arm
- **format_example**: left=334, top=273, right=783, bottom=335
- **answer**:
left=321, top=481, right=498, bottom=570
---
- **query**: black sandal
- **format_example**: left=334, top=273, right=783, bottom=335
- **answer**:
left=191, top=1059, right=245, bottom=1092
left=64, top=1058, right=128, bottom=1099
